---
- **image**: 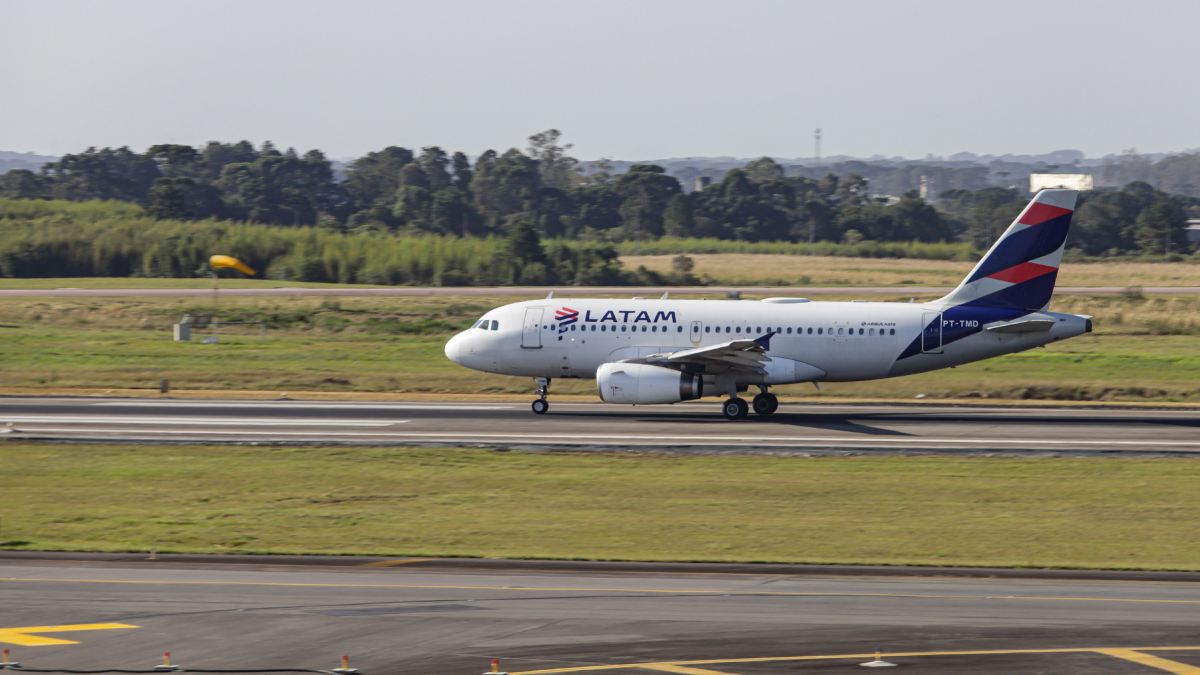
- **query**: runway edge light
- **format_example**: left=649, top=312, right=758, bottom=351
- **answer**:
left=484, top=658, right=509, bottom=675
left=332, top=654, right=360, bottom=674
left=1, top=648, right=20, bottom=669
left=154, top=651, right=181, bottom=671
left=859, top=649, right=898, bottom=668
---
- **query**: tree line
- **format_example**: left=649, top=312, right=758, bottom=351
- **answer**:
left=0, top=131, right=1195, bottom=259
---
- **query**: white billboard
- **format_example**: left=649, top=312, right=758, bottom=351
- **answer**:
left=1030, top=173, right=1094, bottom=192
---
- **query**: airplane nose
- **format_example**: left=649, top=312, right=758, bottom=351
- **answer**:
left=444, top=333, right=463, bottom=364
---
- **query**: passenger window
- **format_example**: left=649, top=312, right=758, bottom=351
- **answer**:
left=705, top=326, right=710, bottom=333
left=570, top=325, right=576, bottom=331
left=817, top=328, right=823, bottom=335
left=869, top=328, right=875, bottom=336
left=890, top=328, right=896, bottom=335
left=621, top=325, right=627, bottom=332
left=725, top=326, right=731, bottom=333
left=837, top=328, right=844, bottom=336
left=735, top=327, right=742, bottom=334
left=786, top=327, right=792, bottom=334
left=807, top=327, right=813, bottom=335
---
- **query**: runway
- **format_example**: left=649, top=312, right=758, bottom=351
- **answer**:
left=2, top=285, right=1199, bottom=297
left=2, top=396, right=1200, bottom=454
left=2, top=555, right=1199, bottom=674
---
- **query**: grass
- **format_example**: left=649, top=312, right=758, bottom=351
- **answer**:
left=0, top=292, right=1198, bottom=401
left=0, top=277, right=388, bottom=289
left=621, top=254, right=1200, bottom=287
left=2, top=444, right=1198, bottom=570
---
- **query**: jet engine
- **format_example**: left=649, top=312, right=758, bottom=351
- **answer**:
left=596, top=363, right=703, bottom=404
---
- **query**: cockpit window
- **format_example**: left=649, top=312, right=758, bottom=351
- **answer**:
left=489, top=320, right=499, bottom=330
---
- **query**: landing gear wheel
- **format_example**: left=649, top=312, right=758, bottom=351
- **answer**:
left=752, top=392, right=779, bottom=415
left=531, top=398, right=549, bottom=415
left=722, top=397, right=749, bottom=420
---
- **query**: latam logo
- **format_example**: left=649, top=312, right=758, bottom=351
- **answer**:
left=555, top=307, right=580, bottom=329
left=554, top=307, right=678, bottom=333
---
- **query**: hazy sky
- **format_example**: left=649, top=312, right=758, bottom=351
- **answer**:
left=2, top=0, right=1196, bottom=160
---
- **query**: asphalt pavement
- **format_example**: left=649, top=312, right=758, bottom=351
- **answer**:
left=2, top=396, right=1200, bottom=454
left=2, top=556, right=1199, bottom=674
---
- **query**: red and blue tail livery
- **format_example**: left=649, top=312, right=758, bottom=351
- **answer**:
left=942, top=189, right=1077, bottom=312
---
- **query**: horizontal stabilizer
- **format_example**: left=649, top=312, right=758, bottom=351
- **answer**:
left=984, top=319, right=1056, bottom=334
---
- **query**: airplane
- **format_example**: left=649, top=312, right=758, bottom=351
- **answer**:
left=444, top=189, right=1091, bottom=419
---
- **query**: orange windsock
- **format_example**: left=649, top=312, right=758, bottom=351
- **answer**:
left=209, top=255, right=256, bottom=276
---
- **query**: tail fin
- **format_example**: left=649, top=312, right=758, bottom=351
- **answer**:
left=939, top=189, right=1078, bottom=311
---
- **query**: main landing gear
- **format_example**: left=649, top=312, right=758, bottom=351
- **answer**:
left=531, top=377, right=551, bottom=414
left=722, top=387, right=779, bottom=420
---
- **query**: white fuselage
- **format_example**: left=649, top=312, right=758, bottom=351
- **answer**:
left=444, top=297, right=1090, bottom=393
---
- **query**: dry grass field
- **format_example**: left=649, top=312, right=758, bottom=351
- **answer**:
left=621, top=254, right=1200, bottom=287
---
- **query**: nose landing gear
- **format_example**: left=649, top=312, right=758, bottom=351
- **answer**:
left=531, top=377, right=551, bottom=414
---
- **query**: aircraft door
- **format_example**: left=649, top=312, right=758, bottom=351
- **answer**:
left=521, top=308, right=544, bottom=349
left=921, top=312, right=943, bottom=354
left=690, top=321, right=703, bottom=345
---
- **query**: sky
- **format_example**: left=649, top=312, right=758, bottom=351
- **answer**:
left=1, top=0, right=1197, bottom=161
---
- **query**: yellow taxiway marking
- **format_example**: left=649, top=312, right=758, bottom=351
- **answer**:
left=3, top=576, right=1200, bottom=607
left=511, top=646, right=1200, bottom=674
left=0, top=623, right=139, bottom=647
left=636, top=665, right=736, bottom=675
left=1095, top=649, right=1200, bottom=674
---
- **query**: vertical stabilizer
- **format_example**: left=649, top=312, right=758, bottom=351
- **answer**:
left=939, top=189, right=1077, bottom=311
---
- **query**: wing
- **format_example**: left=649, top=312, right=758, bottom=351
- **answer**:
left=634, top=332, right=777, bottom=374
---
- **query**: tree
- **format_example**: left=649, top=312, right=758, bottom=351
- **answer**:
left=451, top=151, right=473, bottom=192
left=527, top=129, right=579, bottom=189
left=889, top=192, right=951, bottom=242
left=146, top=144, right=201, bottom=178
left=1134, top=194, right=1187, bottom=258
left=417, top=146, right=452, bottom=191
left=743, top=157, right=784, bottom=183
left=615, top=164, right=682, bottom=239
left=503, top=212, right=554, bottom=284
left=145, top=177, right=224, bottom=220
left=342, top=146, right=414, bottom=221
left=471, top=149, right=540, bottom=231
left=42, top=146, right=161, bottom=202
left=663, top=193, right=695, bottom=237
left=0, top=170, right=49, bottom=199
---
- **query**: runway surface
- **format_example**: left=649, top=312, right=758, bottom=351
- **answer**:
left=2, top=556, right=1199, bottom=674
left=2, top=285, right=1199, bottom=297
left=3, top=396, right=1200, bottom=454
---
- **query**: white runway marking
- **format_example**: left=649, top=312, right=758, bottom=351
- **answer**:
left=94, top=402, right=514, bottom=411
left=0, top=415, right=406, bottom=427
left=12, top=427, right=417, bottom=438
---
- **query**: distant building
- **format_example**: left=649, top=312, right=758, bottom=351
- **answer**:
left=694, top=176, right=712, bottom=192
left=1186, top=220, right=1200, bottom=244
left=1030, top=173, right=1094, bottom=193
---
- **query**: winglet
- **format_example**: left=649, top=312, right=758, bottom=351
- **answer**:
left=753, top=331, right=776, bottom=351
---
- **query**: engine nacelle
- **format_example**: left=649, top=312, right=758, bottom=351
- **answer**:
left=596, top=362, right=703, bottom=404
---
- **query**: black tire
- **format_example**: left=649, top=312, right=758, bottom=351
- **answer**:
left=722, top=397, right=748, bottom=420
left=752, top=392, right=779, bottom=415
left=531, top=398, right=549, bottom=414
